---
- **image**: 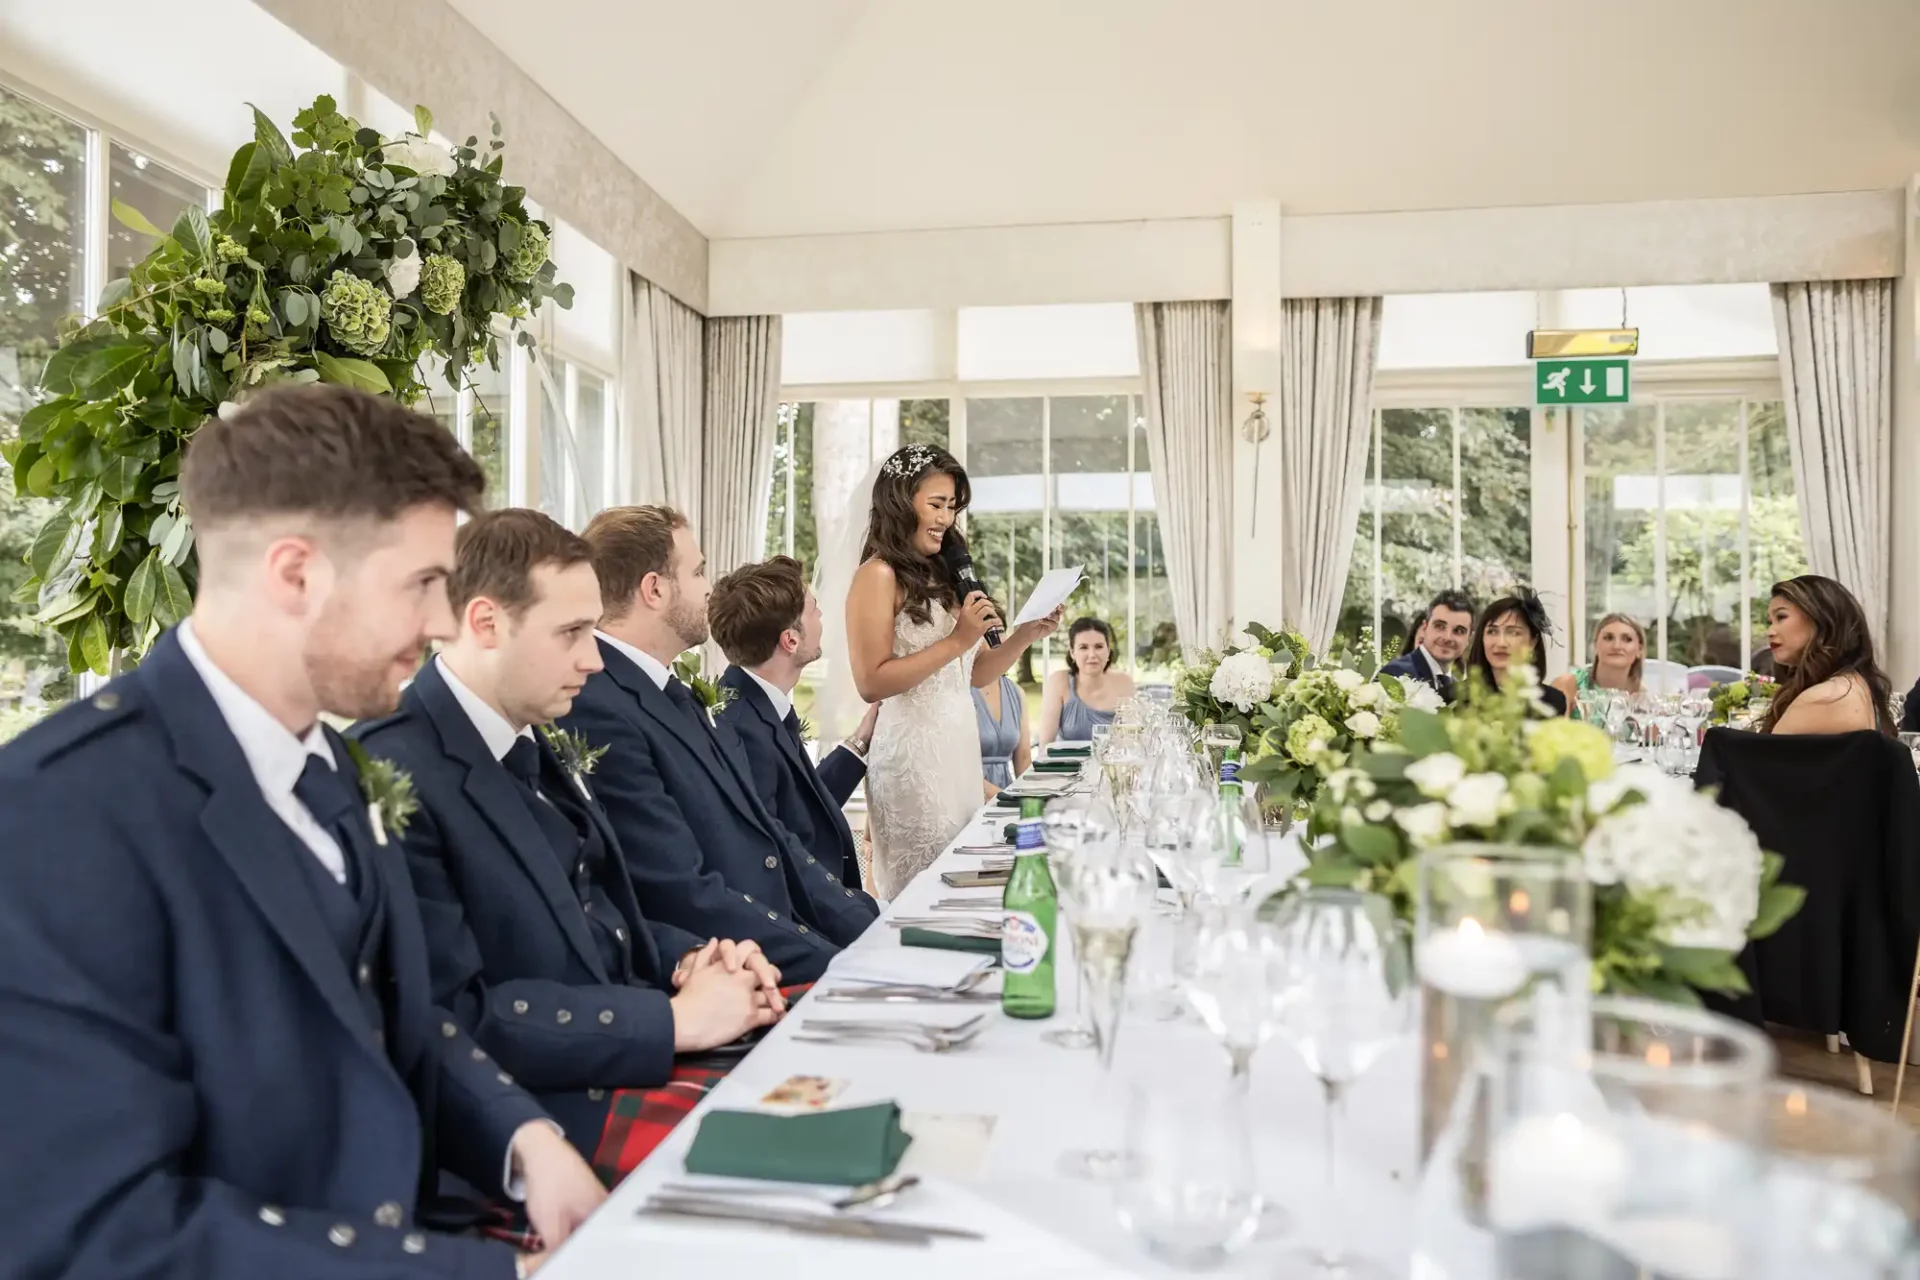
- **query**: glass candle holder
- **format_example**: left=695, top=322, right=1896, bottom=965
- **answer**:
left=1489, top=996, right=1775, bottom=1280
left=1759, top=1080, right=1919, bottom=1279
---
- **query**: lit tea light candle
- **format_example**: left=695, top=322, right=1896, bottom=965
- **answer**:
left=1416, top=917, right=1529, bottom=999
left=1489, top=1111, right=1631, bottom=1233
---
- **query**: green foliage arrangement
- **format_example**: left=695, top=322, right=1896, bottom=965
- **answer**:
left=5, top=96, right=571, bottom=673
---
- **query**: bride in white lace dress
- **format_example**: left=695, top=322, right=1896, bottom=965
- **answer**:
left=845, top=445, right=1061, bottom=898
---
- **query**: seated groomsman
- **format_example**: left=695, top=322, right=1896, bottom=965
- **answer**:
left=0, top=386, right=602, bottom=1280
left=560, top=507, right=879, bottom=984
left=710, top=556, right=878, bottom=887
left=1379, top=589, right=1476, bottom=700
left=354, top=509, right=783, bottom=1183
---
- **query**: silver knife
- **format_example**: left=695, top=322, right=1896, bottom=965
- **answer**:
left=638, top=1195, right=984, bottom=1243
left=814, top=989, right=1000, bottom=1004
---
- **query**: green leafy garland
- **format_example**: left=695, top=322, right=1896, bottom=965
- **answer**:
left=6, top=97, right=571, bottom=673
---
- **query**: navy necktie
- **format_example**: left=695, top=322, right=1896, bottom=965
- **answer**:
left=665, top=677, right=706, bottom=730
left=502, top=736, right=542, bottom=789
left=782, top=708, right=804, bottom=748
left=293, top=752, right=365, bottom=892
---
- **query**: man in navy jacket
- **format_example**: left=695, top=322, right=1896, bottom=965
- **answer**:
left=354, top=509, right=782, bottom=1171
left=559, top=507, right=878, bottom=985
left=0, top=386, right=601, bottom=1280
left=1378, top=590, right=1475, bottom=700
left=711, top=555, right=876, bottom=887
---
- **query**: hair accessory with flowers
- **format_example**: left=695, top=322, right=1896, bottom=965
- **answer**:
left=880, top=444, right=939, bottom=481
left=343, top=739, right=418, bottom=847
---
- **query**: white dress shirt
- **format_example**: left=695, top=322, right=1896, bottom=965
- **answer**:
left=176, top=619, right=348, bottom=884
left=436, top=656, right=533, bottom=762
left=1417, top=646, right=1445, bottom=683
left=595, top=629, right=672, bottom=691
left=743, top=668, right=794, bottom=724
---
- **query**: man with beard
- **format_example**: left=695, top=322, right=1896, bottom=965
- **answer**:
left=710, top=556, right=877, bottom=888
left=353, top=508, right=783, bottom=1184
left=559, top=507, right=878, bottom=985
left=0, top=385, right=603, bottom=1280
left=1379, top=589, right=1475, bottom=700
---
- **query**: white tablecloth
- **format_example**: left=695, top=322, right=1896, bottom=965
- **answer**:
left=540, top=797, right=1486, bottom=1279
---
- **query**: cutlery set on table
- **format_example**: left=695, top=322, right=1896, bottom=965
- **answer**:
left=637, top=1173, right=984, bottom=1246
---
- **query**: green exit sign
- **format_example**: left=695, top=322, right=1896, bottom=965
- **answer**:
left=1536, top=358, right=1630, bottom=405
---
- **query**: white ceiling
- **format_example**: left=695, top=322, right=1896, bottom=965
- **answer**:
left=447, top=0, right=1920, bottom=240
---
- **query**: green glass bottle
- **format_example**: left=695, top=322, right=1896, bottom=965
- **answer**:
left=1000, top=795, right=1057, bottom=1019
left=1217, top=747, right=1245, bottom=867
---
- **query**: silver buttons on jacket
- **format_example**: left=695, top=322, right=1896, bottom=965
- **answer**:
left=441, top=1021, right=457, bottom=1039
left=598, top=1010, right=614, bottom=1025
left=401, top=1232, right=427, bottom=1254
left=764, top=856, right=778, bottom=869
left=328, top=1224, right=357, bottom=1247
left=512, top=999, right=529, bottom=1015
left=373, top=1202, right=404, bottom=1228
left=556, top=1009, right=572, bottom=1025
left=258, top=1205, right=286, bottom=1227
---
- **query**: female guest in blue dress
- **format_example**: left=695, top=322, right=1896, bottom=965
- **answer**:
left=973, top=673, right=1029, bottom=794
left=1039, top=616, right=1135, bottom=745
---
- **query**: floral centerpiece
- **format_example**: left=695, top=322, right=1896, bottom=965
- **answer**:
left=7, top=96, right=572, bottom=672
left=1295, top=669, right=1803, bottom=1001
left=1238, top=663, right=1445, bottom=821
left=1709, top=674, right=1776, bottom=726
left=1172, top=620, right=1312, bottom=735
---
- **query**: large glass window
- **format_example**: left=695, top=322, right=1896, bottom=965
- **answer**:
left=107, top=143, right=200, bottom=280
left=467, top=357, right=511, bottom=509
left=965, top=397, right=1047, bottom=686
left=538, top=356, right=614, bottom=529
left=1, top=85, right=89, bottom=735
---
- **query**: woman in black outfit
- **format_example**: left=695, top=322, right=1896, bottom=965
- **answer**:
left=1465, top=591, right=1569, bottom=717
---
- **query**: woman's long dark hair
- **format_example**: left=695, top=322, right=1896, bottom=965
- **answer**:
left=1065, top=616, right=1116, bottom=676
left=1398, top=610, right=1428, bottom=658
left=1466, top=590, right=1554, bottom=691
left=861, top=444, right=971, bottom=625
left=1761, top=574, right=1893, bottom=734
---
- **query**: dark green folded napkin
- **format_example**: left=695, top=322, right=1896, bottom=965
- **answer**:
left=899, top=926, right=1001, bottom=955
left=1002, top=821, right=1018, bottom=844
left=993, top=790, right=1056, bottom=808
left=683, top=1102, right=913, bottom=1185
left=1048, top=745, right=1092, bottom=758
left=1030, top=760, right=1083, bottom=774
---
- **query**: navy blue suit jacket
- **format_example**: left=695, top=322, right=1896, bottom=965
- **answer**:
left=559, top=639, right=878, bottom=983
left=1379, top=649, right=1454, bottom=698
left=0, top=630, right=540, bottom=1280
left=716, top=665, right=865, bottom=885
left=353, top=660, right=709, bottom=1147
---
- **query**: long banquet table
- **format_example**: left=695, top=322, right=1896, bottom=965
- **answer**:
left=541, top=780, right=1483, bottom=1279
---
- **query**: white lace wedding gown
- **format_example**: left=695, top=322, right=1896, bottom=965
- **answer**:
left=865, top=600, right=985, bottom=899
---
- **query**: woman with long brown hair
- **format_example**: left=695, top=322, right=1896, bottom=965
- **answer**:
left=1760, top=574, right=1893, bottom=735
left=845, top=444, right=1061, bottom=895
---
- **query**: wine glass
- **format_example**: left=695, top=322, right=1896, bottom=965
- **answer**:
left=1185, top=906, right=1282, bottom=1094
left=1201, top=722, right=1243, bottom=778
left=1267, top=889, right=1415, bottom=1279
left=1040, top=795, right=1114, bottom=1051
left=1114, top=1081, right=1263, bottom=1269
left=1090, top=721, right=1114, bottom=765
left=1054, top=833, right=1159, bottom=1181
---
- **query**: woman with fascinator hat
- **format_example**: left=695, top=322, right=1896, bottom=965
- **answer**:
left=839, top=444, right=1062, bottom=897
left=1465, top=589, right=1571, bottom=716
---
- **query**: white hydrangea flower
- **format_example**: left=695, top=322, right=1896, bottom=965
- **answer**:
left=1403, top=682, right=1446, bottom=713
left=1331, top=668, right=1365, bottom=692
left=1447, top=772, right=1511, bottom=829
left=1208, top=651, right=1275, bottom=713
left=380, top=134, right=456, bottom=178
left=1325, top=768, right=1375, bottom=804
left=385, top=247, right=422, bottom=299
left=1395, top=802, right=1451, bottom=845
left=1364, top=799, right=1392, bottom=823
left=1583, top=783, right=1764, bottom=950
left=1405, top=751, right=1467, bottom=798
left=1345, top=709, right=1382, bottom=740
left=1346, top=682, right=1387, bottom=711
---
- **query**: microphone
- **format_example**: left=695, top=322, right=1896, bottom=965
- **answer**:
left=938, top=536, right=1003, bottom=648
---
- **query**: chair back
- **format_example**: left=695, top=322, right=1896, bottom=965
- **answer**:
left=1641, top=658, right=1691, bottom=695
left=1688, top=664, right=1744, bottom=690
left=1694, top=728, right=1920, bottom=1061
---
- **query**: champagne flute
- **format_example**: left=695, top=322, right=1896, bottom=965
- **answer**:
left=1040, top=795, right=1112, bottom=1052
left=1054, top=833, right=1159, bottom=1181
left=1267, top=889, right=1415, bottom=1279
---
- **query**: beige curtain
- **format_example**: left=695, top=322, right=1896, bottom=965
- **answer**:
left=1277, top=296, right=1382, bottom=652
left=1135, top=301, right=1234, bottom=659
left=701, top=315, right=783, bottom=583
left=1771, top=279, right=1893, bottom=647
left=622, top=271, right=704, bottom=522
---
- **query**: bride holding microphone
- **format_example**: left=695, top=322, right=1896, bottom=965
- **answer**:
left=835, top=444, right=1061, bottom=898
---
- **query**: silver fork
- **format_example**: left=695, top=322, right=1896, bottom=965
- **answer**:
left=802, top=1013, right=987, bottom=1036
left=791, top=1027, right=979, bottom=1053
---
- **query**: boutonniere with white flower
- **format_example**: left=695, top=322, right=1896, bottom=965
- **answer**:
left=539, top=724, right=607, bottom=793
left=671, top=653, right=736, bottom=728
left=343, top=740, right=418, bottom=846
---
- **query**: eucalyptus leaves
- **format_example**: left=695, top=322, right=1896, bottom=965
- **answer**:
left=7, top=96, right=571, bottom=672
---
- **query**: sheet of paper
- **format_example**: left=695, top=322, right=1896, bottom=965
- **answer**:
left=825, top=947, right=997, bottom=988
left=1012, top=565, right=1083, bottom=627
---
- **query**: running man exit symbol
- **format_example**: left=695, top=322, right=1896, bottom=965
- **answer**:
left=1535, top=358, right=1630, bottom=406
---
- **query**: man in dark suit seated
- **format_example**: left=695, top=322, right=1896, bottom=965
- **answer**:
left=559, top=507, right=879, bottom=985
left=1378, top=590, right=1475, bottom=700
left=355, top=509, right=784, bottom=1186
left=710, top=556, right=879, bottom=888
left=0, top=386, right=602, bottom=1280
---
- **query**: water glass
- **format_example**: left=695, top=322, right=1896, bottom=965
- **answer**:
left=1267, top=889, right=1415, bottom=1279
left=1759, top=1080, right=1920, bottom=1278
left=1115, top=1084, right=1263, bottom=1269
left=1184, top=906, right=1281, bottom=1090
left=1090, top=722, right=1114, bottom=764
left=1489, top=996, right=1775, bottom=1280
left=1041, top=795, right=1112, bottom=1052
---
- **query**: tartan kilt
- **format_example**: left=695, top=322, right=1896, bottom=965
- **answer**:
left=477, top=981, right=813, bottom=1251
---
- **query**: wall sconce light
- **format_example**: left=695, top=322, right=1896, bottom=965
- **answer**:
left=1242, top=392, right=1271, bottom=537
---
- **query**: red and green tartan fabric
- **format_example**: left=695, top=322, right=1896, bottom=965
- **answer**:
left=478, top=981, right=813, bottom=1251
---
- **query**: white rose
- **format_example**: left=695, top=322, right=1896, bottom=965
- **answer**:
left=380, top=134, right=456, bottom=178
left=1345, top=710, right=1382, bottom=740
left=1404, top=682, right=1446, bottom=713
left=1364, top=799, right=1392, bottom=823
left=1347, top=682, right=1386, bottom=710
left=1447, top=772, right=1511, bottom=830
left=1395, top=802, right=1451, bottom=845
left=385, top=246, right=422, bottom=299
left=1405, top=751, right=1466, bottom=798
left=1332, top=668, right=1365, bottom=691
